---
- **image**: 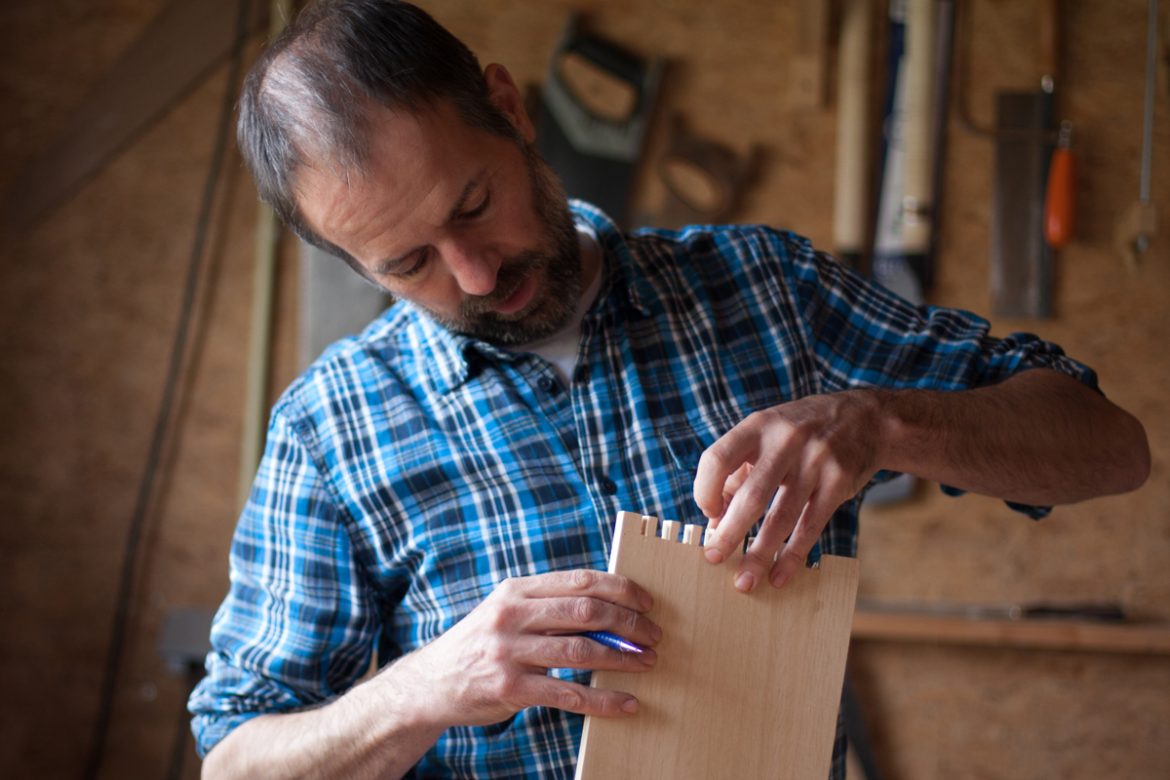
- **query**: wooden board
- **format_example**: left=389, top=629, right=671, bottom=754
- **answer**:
left=575, top=511, right=860, bottom=780
left=852, top=610, right=1170, bottom=655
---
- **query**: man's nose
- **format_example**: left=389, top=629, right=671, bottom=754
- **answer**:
left=444, top=240, right=500, bottom=297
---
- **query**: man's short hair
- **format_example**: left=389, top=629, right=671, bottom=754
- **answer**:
left=237, top=0, right=519, bottom=262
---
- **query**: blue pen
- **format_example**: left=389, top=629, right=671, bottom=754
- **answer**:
left=580, top=630, right=645, bottom=654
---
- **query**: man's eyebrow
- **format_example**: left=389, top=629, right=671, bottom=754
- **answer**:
left=444, top=170, right=487, bottom=223
left=372, top=171, right=487, bottom=275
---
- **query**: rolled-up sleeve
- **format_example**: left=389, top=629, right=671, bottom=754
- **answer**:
left=783, top=241, right=1099, bottom=516
left=188, top=408, right=380, bottom=758
left=785, top=246, right=1098, bottom=395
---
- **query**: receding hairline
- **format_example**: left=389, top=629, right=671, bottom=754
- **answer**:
left=288, top=96, right=525, bottom=280
left=234, top=0, right=525, bottom=270
left=282, top=92, right=505, bottom=216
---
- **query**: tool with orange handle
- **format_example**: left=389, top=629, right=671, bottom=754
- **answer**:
left=1045, top=120, right=1076, bottom=249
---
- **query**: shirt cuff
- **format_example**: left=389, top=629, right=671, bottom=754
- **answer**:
left=191, top=710, right=263, bottom=759
left=939, top=483, right=1052, bottom=520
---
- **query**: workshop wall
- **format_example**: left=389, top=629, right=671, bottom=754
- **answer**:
left=1, top=1, right=1166, bottom=778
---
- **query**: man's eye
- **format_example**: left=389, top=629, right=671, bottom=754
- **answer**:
left=390, top=250, right=429, bottom=279
left=460, top=191, right=491, bottom=220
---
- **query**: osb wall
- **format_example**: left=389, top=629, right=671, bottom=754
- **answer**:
left=1, top=1, right=1166, bottom=778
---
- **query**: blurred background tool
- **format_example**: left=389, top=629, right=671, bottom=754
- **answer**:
left=833, top=0, right=874, bottom=273
left=534, top=13, right=664, bottom=227
left=1115, top=0, right=1160, bottom=268
left=649, top=113, right=763, bottom=229
left=871, top=0, right=953, bottom=304
left=1044, top=120, right=1076, bottom=249
left=991, top=0, right=1062, bottom=318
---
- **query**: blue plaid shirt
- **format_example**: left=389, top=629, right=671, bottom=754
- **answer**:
left=190, top=202, right=1096, bottom=776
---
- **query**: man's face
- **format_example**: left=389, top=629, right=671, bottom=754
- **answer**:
left=294, top=91, right=587, bottom=346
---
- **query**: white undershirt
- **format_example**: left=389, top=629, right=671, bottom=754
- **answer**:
left=516, top=227, right=603, bottom=385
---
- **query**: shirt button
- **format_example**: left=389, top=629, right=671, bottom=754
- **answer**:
left=600, top=476, right=618, bottom=495
left=537, top=376, right=554, bottom=392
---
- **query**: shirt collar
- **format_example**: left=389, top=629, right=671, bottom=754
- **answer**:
left=570, top=200, right=656, bottom=319
left=412, top=309, right=522, bottom=395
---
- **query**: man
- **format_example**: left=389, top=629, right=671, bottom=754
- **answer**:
left=189, top=1, right=1150, bottom=777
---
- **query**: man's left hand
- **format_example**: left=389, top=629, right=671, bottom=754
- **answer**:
left=693, top=390, right=883, bottom=592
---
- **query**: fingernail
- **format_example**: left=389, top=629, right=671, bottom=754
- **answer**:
left=770, top=569, right=790, bottom=588
left=639, top=592, right=654, bottom=611
left=621, top=698, right=639, bottom=714
left=735, top=571, right=755, bottom=592
left=705, top=548, right=724, bottom=564
left=649, top=623, right=663, bottom=642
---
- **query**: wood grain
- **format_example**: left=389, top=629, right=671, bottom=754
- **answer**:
left=576, top=512, right=860, bottom=780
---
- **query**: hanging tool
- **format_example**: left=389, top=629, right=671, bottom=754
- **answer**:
left=872, top=0, right=927, bottom=304
left=925, top=0, right=957, bottom=271
left=991, top=0, right=1062, bottom=318
left=1044, top=120, right=1076, bottom=249
left=871, top=0, right=954, bottom=302
left=897, top=0, right=936, bottom=294
left=832, top=0, right=874, bottom=272
left=1115, top=0, right=1160, bottom=268
left=534, top=13, right=664, bottom=227
left=650, top=114, right=763, bottom=228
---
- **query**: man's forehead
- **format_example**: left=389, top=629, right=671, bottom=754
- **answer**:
left=291, top=102, right=487, bottom=255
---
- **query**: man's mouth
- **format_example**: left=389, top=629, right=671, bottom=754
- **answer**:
left=492, top=270, right=538, bottom=316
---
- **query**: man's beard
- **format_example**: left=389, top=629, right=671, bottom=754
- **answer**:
left=423, top=143, right=584, bottom=346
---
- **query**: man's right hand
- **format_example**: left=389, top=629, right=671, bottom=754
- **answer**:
left=203, top=570, right=660, bottom=780
left=389, top=569, right=661, bottom=728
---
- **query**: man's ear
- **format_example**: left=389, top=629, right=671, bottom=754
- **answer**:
left=483, top=63, right=535, bottom=143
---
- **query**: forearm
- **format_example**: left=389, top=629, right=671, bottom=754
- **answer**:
left=202, top=656, right=445, bottom=780
left=876, top=368, right=1150, bottom=505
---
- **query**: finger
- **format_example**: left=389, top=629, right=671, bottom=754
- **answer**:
left=735, top=478, right=813, bottom=593
left=707, top=462, right=753, bottom=534
left=693, top=424, right=760, bottom=521
left=522, top=634, right=657, bottom=671
left=768, top=485, right=842, bottom=589
left=703, top=455, right=786, bottom=566
left=524, top=596, right=662, bottom=648
left=509, top=569, right=654, bottom=612
left=519, top=675, right=641, bottom=717
left=725, top=463, right=753, bottom=494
